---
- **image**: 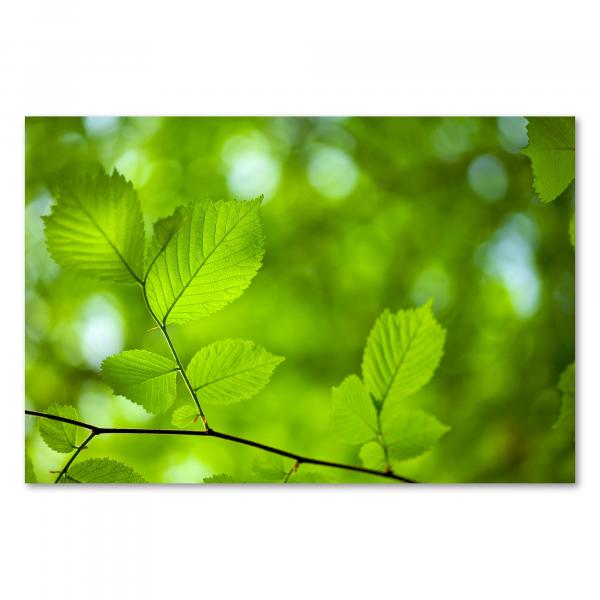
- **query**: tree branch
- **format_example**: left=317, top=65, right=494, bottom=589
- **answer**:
left=25, top=410, right=417, bottom=484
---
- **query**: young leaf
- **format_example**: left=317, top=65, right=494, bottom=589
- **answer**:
left=359, top=440, right=387, bottom=471
left=381, top=407, right=450, bottom=461
left=186, top=339, right=284, bottom=405
left=362, top=301, right=446, bottom=412
left=39, top=404, right=80, bottom=453
left=25, top=452, right=37, bottom=483
left=145, top=198, right=264, bottom=324
left=44, top=169, right=145, bottom=283
left=252, top=454, right=287, bottom=482
left=62, top=458, right=146, bottom=483
left=171, top=405, right=200, bottom=428
left=330, top=375, right=378, bottom=444
left=203, top=474, right=241, bottom=484
left=522, top=117, right=575, bottom=203
left=554, top=363, right=575, bottom=437
left=102, top=350, right=178, bottom=415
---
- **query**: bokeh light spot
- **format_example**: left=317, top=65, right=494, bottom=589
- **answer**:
left=467, top=154, right=508, bottom=201
left=307, top=146, right=358, bottom=200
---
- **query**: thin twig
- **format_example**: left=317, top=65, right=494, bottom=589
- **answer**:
left=54, top=431, right=96, bottom=483
left=25, top=410, right=416, bottom=483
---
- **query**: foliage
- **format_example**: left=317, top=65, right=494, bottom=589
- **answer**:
left=25, top=117, right=575, bottom=483
left=331, top=302, right=449, bottom=470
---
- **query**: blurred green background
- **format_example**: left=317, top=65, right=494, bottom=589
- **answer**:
left=25, top=116, right=575, bottom=483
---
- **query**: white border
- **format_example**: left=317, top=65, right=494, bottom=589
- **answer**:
left=1, top=2, right=598, bottom=598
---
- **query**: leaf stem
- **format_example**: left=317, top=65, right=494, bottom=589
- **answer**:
left=26, top=411, right=416, bottom=484
left=54, top=431, right=96, bottom=484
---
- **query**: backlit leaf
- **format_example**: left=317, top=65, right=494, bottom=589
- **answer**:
left=186, top=339, right=284, bottom=405
left=39, top=404, right=80, bottom=453
left=203, top=474, right=241, bottom=484
left=102, top=350, right=178, bottom=415
left=359, top=440, right=387, bottom=471
left=62, top=458, right=146, bottom=483
left=381, top=407, right=450, bottom=461
left=44, top=169, right=145, bottom=283
left=330, top=375, right=378, bottom=444
left=145, top=198, right=264, bottom=324
left=25, top=452, right=37, bottom=483
left=171, top=405, right=200, bottom=428
left=362, top=301, right=446, bottom=411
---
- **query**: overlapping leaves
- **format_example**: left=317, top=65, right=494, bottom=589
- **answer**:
left=330, top=301, right=449, bottom=471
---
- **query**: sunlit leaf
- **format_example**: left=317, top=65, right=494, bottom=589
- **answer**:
left=362, top=301, right=446, bottom=411
left=171, top=405, right=200, bottom=428
left=145, top=198, right=264, bottom=324
left=62, top=458, right=146, bottom=483
left=252, top=454, right=287, bottom=482
left=44, top=169, right=145, bottom=283
left=359, top=440, right=387, bottom=471
left=102, top=350, right=178, bottom=415
left=381, top=407, right=450, bottom=461
left=144, top=205, right=188, bottom=275
left=289, top=471, right=334, bottom=483
left=330, top=375, right=378, bottom=444
left=39, top=404, right=80, bottom=453
left=186, top=339, right=284, bottom=405
left=523, top=117, right=575, bottom=203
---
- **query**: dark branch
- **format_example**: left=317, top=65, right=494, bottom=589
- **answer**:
left=25, top=410, right=417, bottom=483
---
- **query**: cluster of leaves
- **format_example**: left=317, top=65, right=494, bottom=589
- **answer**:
left=330, top=301, right=449, bottom=472
left=30, top=166, right=449, bottom=483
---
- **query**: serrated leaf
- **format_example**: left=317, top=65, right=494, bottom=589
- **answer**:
left=522, top=117, right=575, bottom=203
left=44, top=169, right=145, bottom=283
left=330, top=375, right=378, bottom=444
left=25, top=452, right=37, bottom=483
left=62, top=458, right=146, bottom=483
left=102, top=350, right=178, bottom=414
left=171, top=405, right=200, bottom=428
left=252, top=454, right=287, bottom=482
left=203, top=474, right=241, bottom=484
left=554, top=363, right=575, bottom=437
left=186, top=339, right=284, bottom=405
left=145, top=198, right=264, bottom=324
left=381, top=407, right=450, bottom=461
left=144, top=206, right=188, bottom=274
left=39, top=404, right=80, bottom=453
left=359, top=440, right=387, bottom=471
left=362, top=301, right=446, bottom=412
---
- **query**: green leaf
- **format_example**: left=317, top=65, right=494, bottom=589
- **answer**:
left=44, top=169, right=145, bottom=283
left=186, top=339, right=284, bottom=405
left=554, top=363, right=575, bottom=437
left=39, top=404, right=80, bottom=453
left=359, top=440, right=387, bottom=471
left=330, top=375, right=378, bottom=444
left=381, top=407, right=450, bottom=461
left=362, top=301, right=446, bottom=412
left=252, top=454, right=287, bottom=482
left=569, top=213, right=575, bottom=246
left=171, top=405, right=200, bottom=428
left=145, top=206, right=188, bottom=274
left=102, top=350, right=178, bottom=415
left=62, top=458, right=146, bottom=483
left=522, top=117, right=575, bottom=203
left=145, top=198, right=264, bottom=324
left=25, top=452, right=37, bottom=483
left=203, top=474, right=241, bottom=484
